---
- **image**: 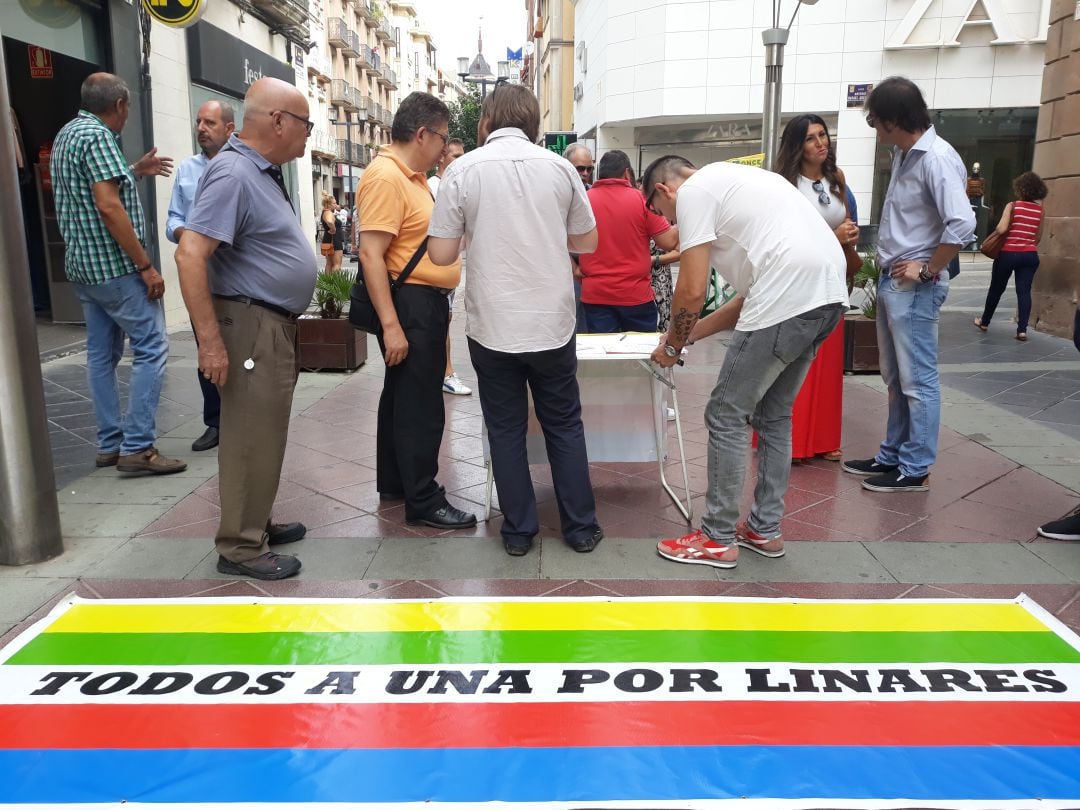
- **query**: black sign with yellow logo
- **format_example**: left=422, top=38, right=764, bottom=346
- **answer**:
left=142, top=0, right=207, bottom=29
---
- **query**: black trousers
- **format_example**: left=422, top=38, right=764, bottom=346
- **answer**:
left=375, top=284, right=450, bottom=519
left=193, top=333, right=221, bottom=428
left=468, top=335, right=598, bottom=545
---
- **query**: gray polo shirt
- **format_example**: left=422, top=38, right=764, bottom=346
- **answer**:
left=186, top=133, right=316, bottom=314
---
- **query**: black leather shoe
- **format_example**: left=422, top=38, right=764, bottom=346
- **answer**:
left=192, top=426, right=219, bottom=452
left=503, top=535, right=534, bottom=556
left=406, top=503, right=477, bottom=529
left=216, top=552, right=300, bottom=580
left=267, top=522, right=307, bottom=546
left=567, top=526, right=604, bottom=553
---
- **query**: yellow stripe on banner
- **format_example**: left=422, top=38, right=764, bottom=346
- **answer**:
left=44, top=600, right=1047, bottom=635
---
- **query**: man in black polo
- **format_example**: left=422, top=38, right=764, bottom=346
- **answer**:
left=175, top=78, right=315, bottom=580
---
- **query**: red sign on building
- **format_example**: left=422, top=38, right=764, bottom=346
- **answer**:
left=28, top=46, right=53, bottom=79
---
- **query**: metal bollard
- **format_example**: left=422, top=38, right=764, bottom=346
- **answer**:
left=0, top=34, right=64, bottom=565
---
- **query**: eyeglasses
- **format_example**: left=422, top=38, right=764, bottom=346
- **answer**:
left=865, top=113, right=876, bottom=128
left=272, top=110, right=314, bottom=135
left=576, top=165, right=594, bottom=176
left=645, top=188, right=661, bottom=216
left=812, top=179, right=831, bottom=206
left=425, top=128, right=450, bottom=147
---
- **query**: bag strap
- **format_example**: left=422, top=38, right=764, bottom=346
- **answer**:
left=389, top=237, right=429, bottom=291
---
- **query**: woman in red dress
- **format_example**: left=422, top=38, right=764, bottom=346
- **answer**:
left=770, top=115, right=859, bottom=461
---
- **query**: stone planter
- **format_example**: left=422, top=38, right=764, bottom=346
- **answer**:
left=842, top=312, right=879, bottom=374
left=298, top=316, right=367, bottom=371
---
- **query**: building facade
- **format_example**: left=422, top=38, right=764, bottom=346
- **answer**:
left=526, top=0, right=577, bottom=134
left=3, top=0, right=314, bottom=327
left=572, top=0, right=1049, bottom=238
left=1031, top=0, right=1080, bottom=336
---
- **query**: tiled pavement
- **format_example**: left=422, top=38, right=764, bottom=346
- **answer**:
left=5, top=260, right=1080, bottom=647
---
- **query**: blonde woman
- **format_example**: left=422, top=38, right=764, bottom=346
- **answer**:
left=319, top=194, right=343, bottom=272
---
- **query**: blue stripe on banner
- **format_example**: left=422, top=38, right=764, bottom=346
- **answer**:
left=2, top=746, right=1080, bottom=804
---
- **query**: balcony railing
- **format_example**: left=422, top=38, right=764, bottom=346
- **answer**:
left=371, top=101, right=383, bottom=124
left=356, top=43, right=375, bottom=70
left=250, top=0, right=309, bottom=35
left=330, top=79, right=353, bottom=107
left=327, top=17, right=349, bottom=49
left=342, top=29, right=361, bottom=59
left=370, top=51, right=381, bottom=73
left=382, top=107, right=394, bottom=128
left=366, top=100, right=379, bottom=123
left=354, top=94, right=370, bottom=118
left=357, top=0, right=377, bottom=24
left=309, top=132, right=338, bottom=159
left=378, top=64, right=397, bottom=89
left=376, top=17, right=392, bottom=41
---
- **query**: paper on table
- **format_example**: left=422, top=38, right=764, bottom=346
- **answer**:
left=603, top=333, right=664, bottom=354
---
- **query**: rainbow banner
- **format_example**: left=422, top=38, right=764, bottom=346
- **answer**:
left=2, top=595, right=1080, bottom=808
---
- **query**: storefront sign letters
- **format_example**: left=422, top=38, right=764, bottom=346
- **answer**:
left=27, top=46, right=53, bottom=79
left=187, top=21, right=293, bottom=100
left=846, top=83, right=873, bottom=108
left=143, top=0, right=207, bottom=29
left=886, top=0, right=1051, bottom=49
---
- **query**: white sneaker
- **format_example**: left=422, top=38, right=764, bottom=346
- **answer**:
left=443, top=374, right=472, bottom=396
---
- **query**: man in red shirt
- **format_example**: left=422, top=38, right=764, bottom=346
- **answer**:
left=578, top=150, right=679, bottom=332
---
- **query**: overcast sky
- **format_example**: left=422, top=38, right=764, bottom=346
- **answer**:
left=413, top=0, right=529, bottom=76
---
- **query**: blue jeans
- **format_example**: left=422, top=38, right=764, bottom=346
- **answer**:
left=702, top=304, right=843, bottom=541
left=582, top=301, right=659, bottom=333
left=875, top=273, right=949, bottom=478
left=980, top=250, right=1039, bottom=334
left=72, top=273, right=168, bottom=456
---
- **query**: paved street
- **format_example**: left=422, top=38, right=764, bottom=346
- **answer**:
left=4, top=258, right=1079, bottom=646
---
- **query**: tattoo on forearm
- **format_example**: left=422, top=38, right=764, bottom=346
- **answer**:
left=671, top=308, right=697, bottom=345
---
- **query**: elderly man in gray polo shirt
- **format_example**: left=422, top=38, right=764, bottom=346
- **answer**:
left=176, top=77, right=316, bottom=581
left=428, top=84, right=603, bottom=558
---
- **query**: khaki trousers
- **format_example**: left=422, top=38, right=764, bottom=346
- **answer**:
left=212, top=298, right=299, bottom=562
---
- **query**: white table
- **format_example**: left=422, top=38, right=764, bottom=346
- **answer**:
left=482, top=333, right=693, bottom=525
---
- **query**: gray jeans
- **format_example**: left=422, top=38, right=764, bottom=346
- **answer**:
left=702, top=304, right=844, bottom=541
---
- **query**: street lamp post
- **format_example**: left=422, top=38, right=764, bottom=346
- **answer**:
left=761, top=0, right=819, bottom=171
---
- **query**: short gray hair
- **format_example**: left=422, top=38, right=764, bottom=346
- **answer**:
left=210, top=100, right=235, bottom=126
left=563, top=141, right=592, bottom=161
left=81, top=73, right=129, bottom=115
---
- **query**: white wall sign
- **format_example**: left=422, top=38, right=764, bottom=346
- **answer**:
left=886, top=0, right=1051, bottom=49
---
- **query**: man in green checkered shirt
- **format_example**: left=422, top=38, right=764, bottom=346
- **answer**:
left=51, top=72, right=186, bottom=475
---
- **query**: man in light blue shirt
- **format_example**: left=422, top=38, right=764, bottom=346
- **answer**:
left=843, top=77, right=975, bottom=493
left=166, top=100, right=234, bottom=452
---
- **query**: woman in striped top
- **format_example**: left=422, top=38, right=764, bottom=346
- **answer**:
left=974, top=171, right=1048, bottom=341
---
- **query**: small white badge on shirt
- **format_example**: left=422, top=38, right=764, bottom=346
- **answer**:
left=243, top=358, right=255, bottom=370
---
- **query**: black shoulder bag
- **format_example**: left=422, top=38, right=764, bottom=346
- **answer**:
left=348, top=237, right=429, bottom=335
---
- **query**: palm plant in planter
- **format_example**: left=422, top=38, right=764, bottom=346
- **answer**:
left=843, top=254, right=882, bottom=373
left=298, top=270, right=368, bottom=371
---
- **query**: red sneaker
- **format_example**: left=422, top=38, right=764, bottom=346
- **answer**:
left=735, top=521, right=785, bottom=558
left=657, top=529, right=739, bottom=569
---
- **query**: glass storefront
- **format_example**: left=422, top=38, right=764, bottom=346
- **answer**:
left=870, top=107, right=1038, bottom=245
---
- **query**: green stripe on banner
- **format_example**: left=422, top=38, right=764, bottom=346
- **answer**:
left=9, top=629, right=1080, bottom=666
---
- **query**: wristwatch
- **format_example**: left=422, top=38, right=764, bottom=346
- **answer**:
left=918, top=263, right=934, bottom=283
left=663, top=344, right=679, bottom=358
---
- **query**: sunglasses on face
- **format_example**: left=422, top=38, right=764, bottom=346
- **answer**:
left=576, top=165, right=594, bottom=176
left=272, top=109, right=314, bottom=135
left=865, top=113, right=877, bottom=128
left=812, top=179, right=831, bottom=206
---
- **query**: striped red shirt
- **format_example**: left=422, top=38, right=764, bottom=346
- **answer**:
left=1002, top=200, right=1042, bottom=252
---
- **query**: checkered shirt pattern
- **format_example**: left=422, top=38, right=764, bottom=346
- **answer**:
left=51, top=111, right=145, bottom=285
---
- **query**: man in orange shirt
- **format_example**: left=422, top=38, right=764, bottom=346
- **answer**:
left=578, top=150, right=678, bottom=332
left=357, top=92, right=476, bottom=530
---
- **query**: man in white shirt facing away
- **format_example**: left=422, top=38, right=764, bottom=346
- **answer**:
left=428, top=84, right=603, bottom=558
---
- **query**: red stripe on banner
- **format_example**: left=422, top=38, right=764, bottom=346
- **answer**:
left=3, top=701, right=1080, bottom=749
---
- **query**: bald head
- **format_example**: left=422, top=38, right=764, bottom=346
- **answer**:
left=239, top=78, right=311, bottom=164
left=80, top=72, right=130, bottom=133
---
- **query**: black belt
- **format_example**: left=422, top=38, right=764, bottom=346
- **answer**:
left=214, top=294, right=299, bottom=322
